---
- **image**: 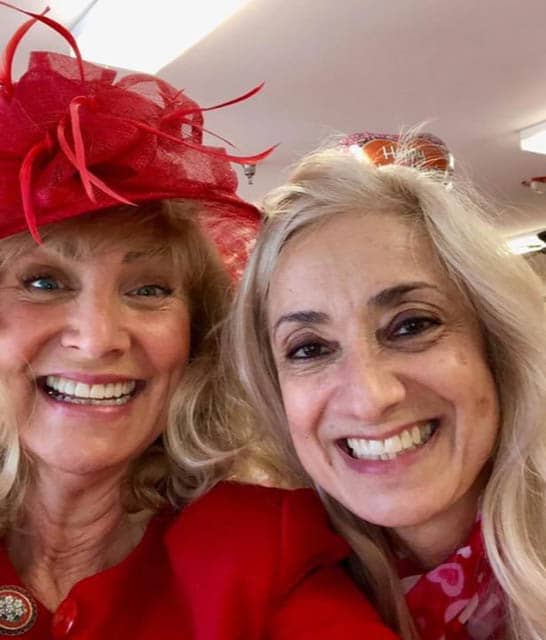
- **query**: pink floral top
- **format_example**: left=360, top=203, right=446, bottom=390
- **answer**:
left=397, top=520, right=505, bottom=640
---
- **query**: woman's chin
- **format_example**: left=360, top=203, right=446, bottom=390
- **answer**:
left=25, top=444, right=131, bottom=479
left=338, top=495, right=437, bottom=529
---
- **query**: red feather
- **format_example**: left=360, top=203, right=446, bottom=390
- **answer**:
left=0, top=14, right=39, bottom=97
left=162, top=83, right=265, bottom=123
left=0, top=2, right=85, bottom=82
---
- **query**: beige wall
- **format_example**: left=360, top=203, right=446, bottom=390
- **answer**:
left=525, top=253, right=546, bottom=299
left=526, top=253, right=546, bottom=280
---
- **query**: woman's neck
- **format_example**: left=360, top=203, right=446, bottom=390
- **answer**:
left=7, top=465, right=150, bottom=611
left=392, top=483, right=482, bottom=570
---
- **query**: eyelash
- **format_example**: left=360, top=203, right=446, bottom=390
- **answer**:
left=284, top=314, right=440, bottom=362
left=386, top=314, right=441, bottom=340
left=22, top=274, right=64, bottom=292
left=21, top=276, right=173, bottom=298
left=129, top=285, right=173, bottom=298
left=286, top=338, right=335, bottom=361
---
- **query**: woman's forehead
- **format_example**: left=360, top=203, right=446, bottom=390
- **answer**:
left=277, top=210, right=430, bottom=272
left=268, top=211, right=463, bottom=313
left=0, top=231, right=175, bottom=267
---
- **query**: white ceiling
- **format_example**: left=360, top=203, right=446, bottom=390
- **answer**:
left=4, top=0, right=546, bottom=237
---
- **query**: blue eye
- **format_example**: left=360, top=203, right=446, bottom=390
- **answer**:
left=24, top=276, right=60, bottom=291
left=131, top=285, right=172, bottom=297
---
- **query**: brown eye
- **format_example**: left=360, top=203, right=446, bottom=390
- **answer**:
left=288, top=341, right=332, bottom=360
left=389, top=315, right=440, bottom=339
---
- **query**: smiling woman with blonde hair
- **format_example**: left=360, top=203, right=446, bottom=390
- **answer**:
left=229, top=136, right=546, bottom=640
left=0, top=5, right=401, bottom=638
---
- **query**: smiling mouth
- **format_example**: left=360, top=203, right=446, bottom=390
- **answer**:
left=38, top=376, right=143, bottom=406
left=343, top=419, right=440, bottom=461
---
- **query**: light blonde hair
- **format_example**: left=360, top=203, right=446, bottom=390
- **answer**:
left=229, top=144, right=546, bottom=640
left=0, top=200, right=253, bottom=529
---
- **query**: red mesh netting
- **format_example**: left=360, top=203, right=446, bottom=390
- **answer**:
left=0, top=6, right=273, bottom=279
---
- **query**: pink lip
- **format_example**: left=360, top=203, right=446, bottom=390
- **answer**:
left=39, top=372, right=139, bottom=384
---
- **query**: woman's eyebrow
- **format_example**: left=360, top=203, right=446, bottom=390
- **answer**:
left=273, top=310, right=329, bottom=334
left=272, top=283, right=438, bottom=334
left=122, top=248, right=170, bottom=263
left=369, top=282, right=438, bottom=307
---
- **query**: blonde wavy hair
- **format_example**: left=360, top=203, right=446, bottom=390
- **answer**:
left=229, top=144, right=546, bottom=640
left=0, top=199, right=253, bottom=529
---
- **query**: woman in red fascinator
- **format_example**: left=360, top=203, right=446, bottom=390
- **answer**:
left=0, top=4, right=399, bottom=639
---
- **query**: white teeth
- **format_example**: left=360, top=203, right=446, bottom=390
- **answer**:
left=346, top=421, right=436, bottom=461
left=384, top=434, right=402, bottom=454
left=368, top=440, right=383, bottom=455
left=60, top=396, right=132, bottom=406
left=89, top=385, right=104, bottom=399
left=64, top=380, right=76, bottom=396
left=44, top=376, right=137, bottom=404
left=74, top=382, right=90, bottom=398
left=401, top=430, right=413, bottom=450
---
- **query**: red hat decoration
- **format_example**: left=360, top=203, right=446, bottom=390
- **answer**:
left=0, top=3, right=275, bottom=277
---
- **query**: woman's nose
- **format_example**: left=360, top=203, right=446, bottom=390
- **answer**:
left=60, top=292, right=130, bottom=359
left=335, top=347, right=406, bottom=422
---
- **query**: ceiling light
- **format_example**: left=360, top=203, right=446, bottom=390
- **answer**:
left=48, top=0, right=97, bottom=29
left=71, top=0, right=252, bottom=73
left=520, top=121, right=546, bottom=155
left=506, top=232, right=546, bottom=255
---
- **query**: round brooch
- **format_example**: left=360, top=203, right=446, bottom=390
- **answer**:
left=0, top=586, right=37, bottom=636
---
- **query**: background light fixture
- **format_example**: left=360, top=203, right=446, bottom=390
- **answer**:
left=48, top=0, right=98, bottom=29
left=520, top=120, right=546, bottom=155
left=69, top=0, right=252, bottom=73
left=506, top=231, right=546, bottom=255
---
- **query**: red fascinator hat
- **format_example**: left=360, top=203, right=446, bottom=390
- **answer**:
left=0, top=4, right=274, bottom=277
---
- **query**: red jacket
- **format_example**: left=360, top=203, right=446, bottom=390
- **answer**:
left=0, top=482, right=398, bottom=639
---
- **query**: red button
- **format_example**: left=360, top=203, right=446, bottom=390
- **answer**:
left=52, top=598, right=78, bottom=638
